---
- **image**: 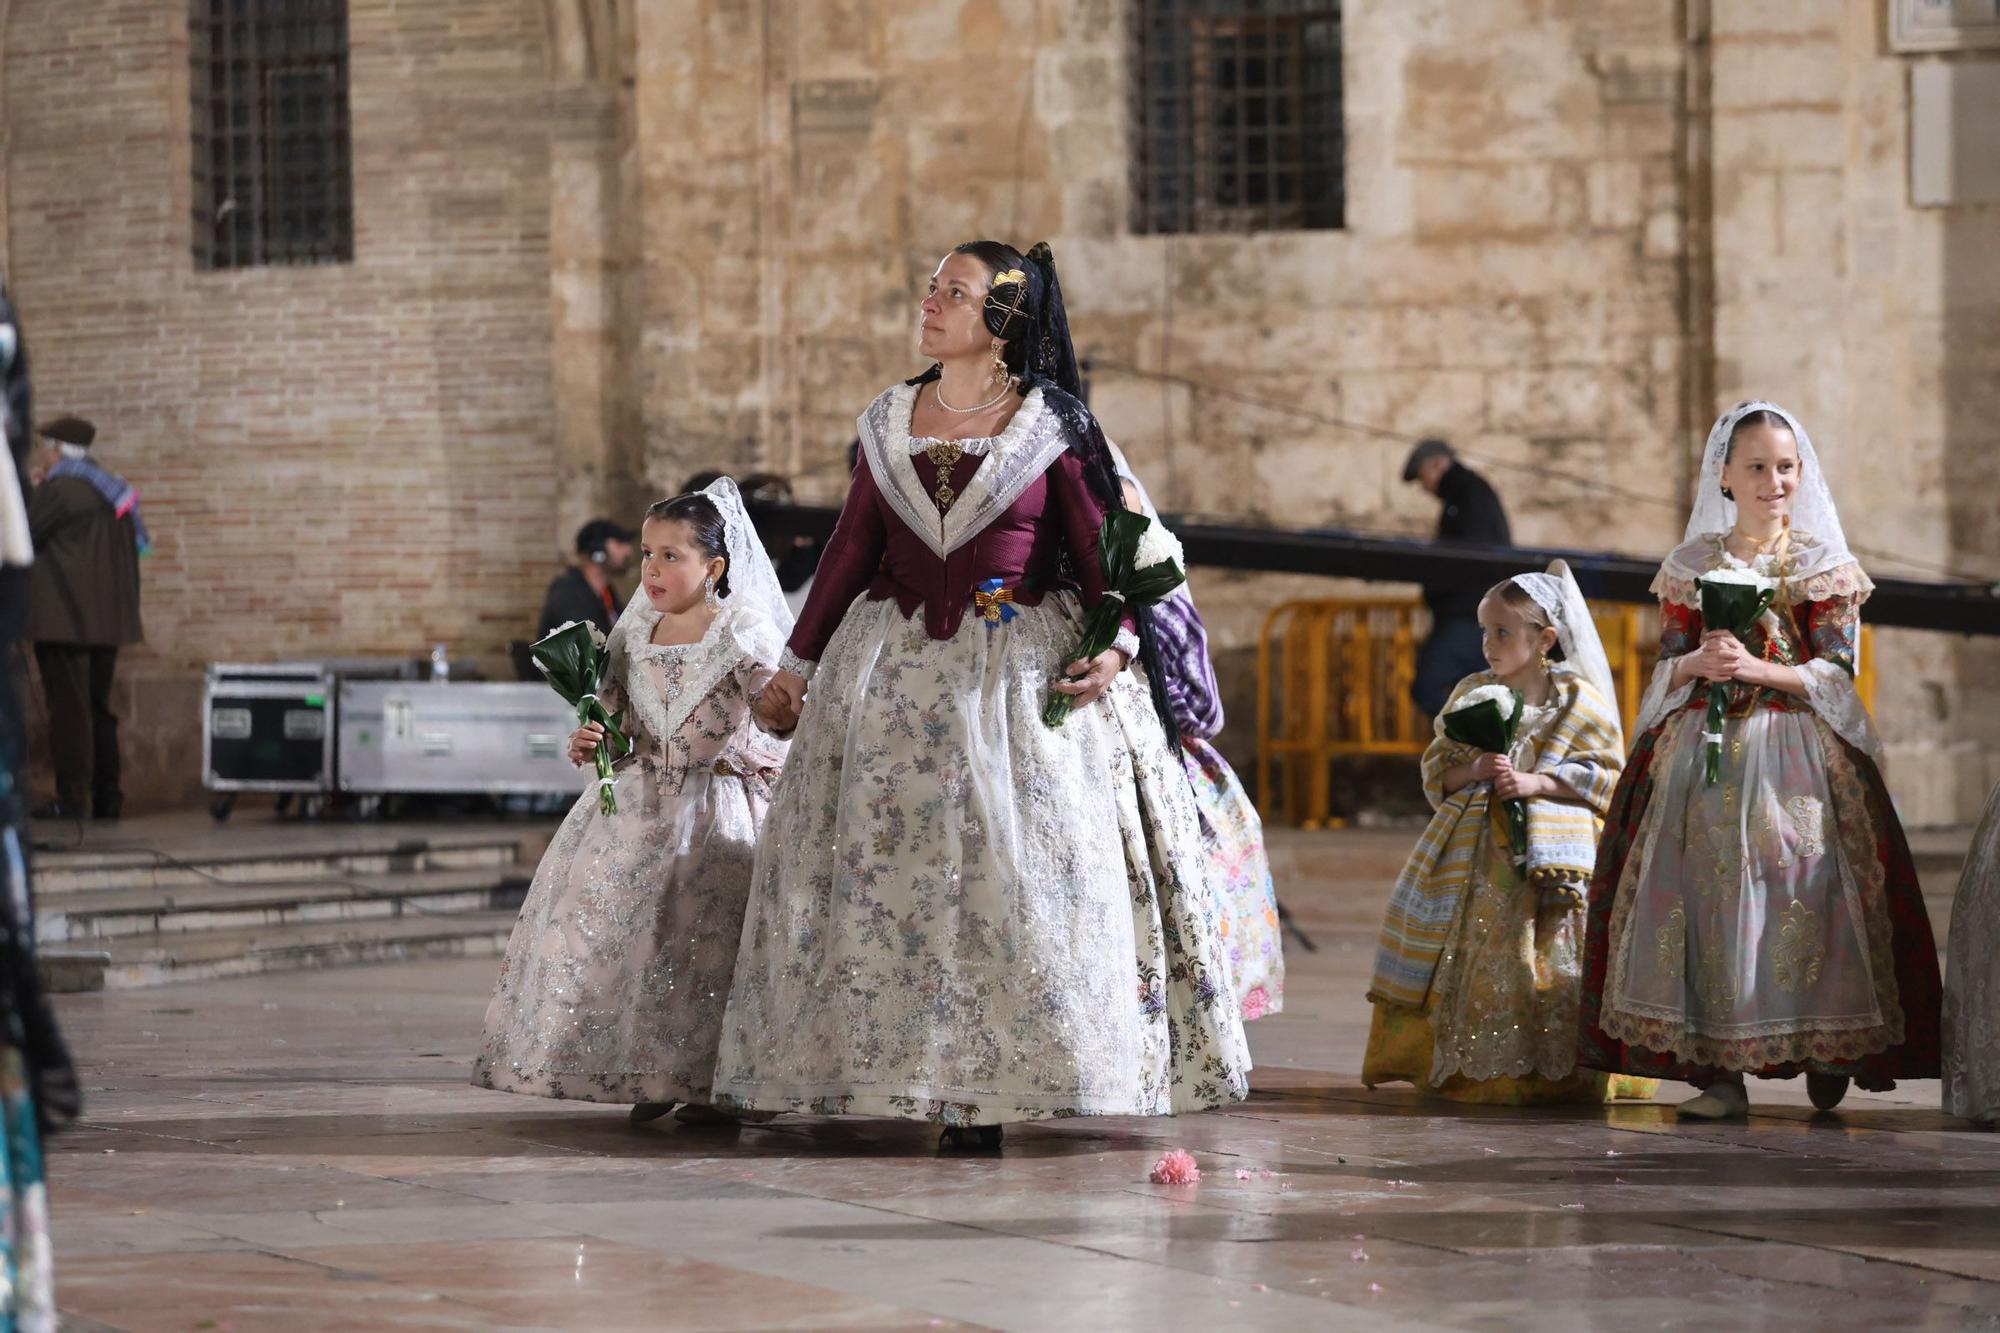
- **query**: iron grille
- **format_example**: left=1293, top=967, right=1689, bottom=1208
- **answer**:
left=189, top=0, right=354, bottom=269
left=1131, top=0, right=1344, bottom=234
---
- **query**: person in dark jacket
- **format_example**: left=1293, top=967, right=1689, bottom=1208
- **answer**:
left=536, top=518, right=634, bottom=641
left=1404, top=438, right=1513, bottom=717
left=28, top=415, right=144, bottom=821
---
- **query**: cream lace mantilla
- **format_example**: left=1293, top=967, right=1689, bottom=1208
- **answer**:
left=1652, top=531, right=1875, bottom=609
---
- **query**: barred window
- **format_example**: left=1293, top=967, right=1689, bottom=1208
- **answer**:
left=189, top=0, right=354, bottom=270
left=1130, top=1, right=1345, bottom=235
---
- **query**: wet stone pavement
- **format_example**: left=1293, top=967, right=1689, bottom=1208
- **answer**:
left=43, top=827, right=2000, bottom=1331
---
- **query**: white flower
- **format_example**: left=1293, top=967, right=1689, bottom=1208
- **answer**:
left=587, top=622, right=608, bottom=649
left=1133, top=515, right=1186, bottom=576
left=1698, top=567, right=1774, bottom=590
left=1447, top=683, right=1515, bottom=714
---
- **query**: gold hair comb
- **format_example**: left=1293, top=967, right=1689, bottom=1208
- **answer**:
left=990, top=269, right=1028, bottom=288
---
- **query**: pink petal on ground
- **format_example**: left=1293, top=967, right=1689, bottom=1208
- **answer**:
left=1351, top=1248, right=1369, bottom=1262
left=1149, top=1148, right=1201, bottom=1186
left=1235, top=1169, right=1253, bottom=1180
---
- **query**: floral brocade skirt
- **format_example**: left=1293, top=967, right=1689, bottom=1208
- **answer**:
left=1579, top=703, right=1941, bottom=1088
left=1944, top=782, right=2000, bottom=1123
left=1183, top=738, right=1284, bottom=1020
left=711, top=594, right=1251, bottom=1126
left=472, top=762, right=768, bottom=1106
left=1364, top=813, right=1654, bottom=1106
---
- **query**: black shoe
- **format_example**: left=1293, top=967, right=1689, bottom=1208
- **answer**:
left=93, top=796, right=122, bottom=821
left=629, top=1102, right=676, bottom=1125
left=1806, top=1073, right=1850, bottom=1110
left=29, top=801, right=85, bottom=821
left=938, top=1125, right=1003, bottom=1152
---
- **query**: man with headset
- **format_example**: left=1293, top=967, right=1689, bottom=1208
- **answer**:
left=535, top=518, right=633, bottom=641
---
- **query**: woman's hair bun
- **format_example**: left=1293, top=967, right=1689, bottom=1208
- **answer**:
left=983, top=267, right=1034, bottom=341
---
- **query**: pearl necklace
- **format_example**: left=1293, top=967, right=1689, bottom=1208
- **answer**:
left=933, top=378, right=1014, bottom=414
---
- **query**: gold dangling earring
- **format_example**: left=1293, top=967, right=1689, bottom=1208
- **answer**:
left=990, top=341, right=1009, bottom=389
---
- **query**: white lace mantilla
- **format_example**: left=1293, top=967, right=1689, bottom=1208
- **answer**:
left=859, top=382, right=1072, bottom=560
left=1654, top=532, right=1874, bottom=609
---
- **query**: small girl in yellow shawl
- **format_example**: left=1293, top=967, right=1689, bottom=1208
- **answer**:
left=1364, top=561, right=1654, bottom=1104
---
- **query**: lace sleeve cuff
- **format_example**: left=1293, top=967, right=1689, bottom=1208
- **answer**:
left=1112, top=627, right=1141, bottom=665
left=1797, top=658, right=1886, bottom=766
left=1636, top=657, right=1696, bottom=736
left=778, top=648, right=817, bottom=682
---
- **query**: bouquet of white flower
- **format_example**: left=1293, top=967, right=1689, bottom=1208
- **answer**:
left=1042, top=510, right=1188, bottom=727
left=531, top=619, right=632, bottom=814
left=1442, top=683, right=1527, bottom=865
left=1695, top=567, right=1778, bottom=785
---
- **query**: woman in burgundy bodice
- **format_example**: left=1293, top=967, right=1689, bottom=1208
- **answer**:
left=711, top=241, right=1250, bottom=1148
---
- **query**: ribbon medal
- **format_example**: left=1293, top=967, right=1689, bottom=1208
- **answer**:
left=973, top=578, right=1018, bottom=628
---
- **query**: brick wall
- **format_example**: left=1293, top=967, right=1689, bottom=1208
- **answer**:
left=3, top=0, right=557, bottom=808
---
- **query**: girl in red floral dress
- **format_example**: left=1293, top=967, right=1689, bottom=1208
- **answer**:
left=1576, top=401, right=1940, bottom=1119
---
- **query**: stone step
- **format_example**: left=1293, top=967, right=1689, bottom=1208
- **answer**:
left=32, top=831, right=536, bottom=897
left=41, top=910, right=523, bottom=992
left=36, top=866, right=531, bottom=944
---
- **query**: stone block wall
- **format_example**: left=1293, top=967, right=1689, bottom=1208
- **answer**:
left=626, top=0, right=1695, bottom=788
left=1706, top=0, right=2000, bottom=822
left=6, top=0, right=1995, bottom=821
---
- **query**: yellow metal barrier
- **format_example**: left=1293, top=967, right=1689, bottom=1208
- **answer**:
left=1255, top=599, right=1876, bottom=828
left=1256, top=599, right=1426, bottom=829
left=1589, top=603, right=1648, bottom=743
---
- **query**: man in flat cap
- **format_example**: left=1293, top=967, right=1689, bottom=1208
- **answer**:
left=1403, top=438, right=1512, bottom=718
left=536, top=517, right=634, bottom=642
left=27, top=415, right=145, bottom=820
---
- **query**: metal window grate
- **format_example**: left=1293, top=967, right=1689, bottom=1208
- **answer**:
left=189, top=0, right=354, bottom=270
left=1130, top=0, right=1344, bottom=235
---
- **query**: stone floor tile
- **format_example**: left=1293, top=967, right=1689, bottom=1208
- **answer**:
left=38, top=823, right=1990, bottom=1331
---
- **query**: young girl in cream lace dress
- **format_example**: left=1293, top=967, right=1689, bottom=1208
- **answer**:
left=473, top=480, right=791, bottom=1125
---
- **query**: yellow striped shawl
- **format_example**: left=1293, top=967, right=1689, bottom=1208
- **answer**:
left=1368, top=666, right=1625, bottom=1010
